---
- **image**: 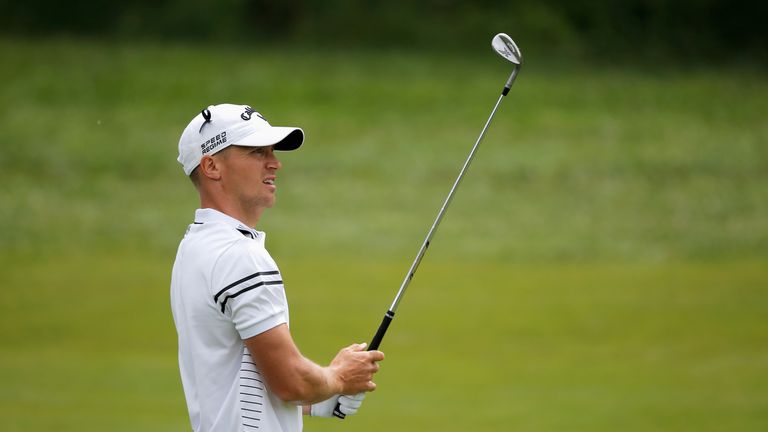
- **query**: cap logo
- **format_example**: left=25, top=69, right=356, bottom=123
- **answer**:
left=241, top=106, right=266, bottom=122
left=200, top=131, right=228, bottom=155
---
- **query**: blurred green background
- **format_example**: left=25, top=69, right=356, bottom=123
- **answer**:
left=1, top=1, right=767, bottom=431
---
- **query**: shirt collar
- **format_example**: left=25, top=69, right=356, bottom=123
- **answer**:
left=194, top=208, right=263, bottom=240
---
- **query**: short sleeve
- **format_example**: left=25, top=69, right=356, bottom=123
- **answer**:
left=211, top=239, right=288, bottom=339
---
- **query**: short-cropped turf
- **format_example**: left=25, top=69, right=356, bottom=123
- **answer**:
left=1, top=38, right=767, bottom=431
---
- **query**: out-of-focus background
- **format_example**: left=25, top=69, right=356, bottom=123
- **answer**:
left=1, top=1, right=766, bottom=430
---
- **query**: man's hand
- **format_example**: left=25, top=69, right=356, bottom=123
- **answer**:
left=337, top=393, right=365, bottom=416
left=327, top=343, right=385, bottom=395
left=310, top=393, right=366, bottom=418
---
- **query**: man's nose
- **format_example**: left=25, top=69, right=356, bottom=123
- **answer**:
left=267, top=153, right=282, bottom=170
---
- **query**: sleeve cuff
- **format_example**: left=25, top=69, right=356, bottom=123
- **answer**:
left=237, top=312, right=287, bottom=340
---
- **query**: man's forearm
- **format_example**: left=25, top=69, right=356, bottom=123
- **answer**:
left=244, top=325, right=382, bottom=404
left=281, top=356, right=341, bottom=404
left=244, top=325, right=342, bottom=404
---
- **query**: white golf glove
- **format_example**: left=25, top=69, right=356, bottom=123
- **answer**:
left=310, top=393, right=366, bottom=418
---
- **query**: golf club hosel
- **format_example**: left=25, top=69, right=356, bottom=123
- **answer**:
left=503, top=66, right=520, bottom=96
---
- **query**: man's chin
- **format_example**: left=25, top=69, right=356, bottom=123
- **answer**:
left=258, top=197, right=276, bottom=209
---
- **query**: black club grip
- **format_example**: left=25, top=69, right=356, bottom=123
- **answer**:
left=369, top=310, right=395, bottom=350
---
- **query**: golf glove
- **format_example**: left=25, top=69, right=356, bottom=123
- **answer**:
left=310, top=393, right=365, bottom=418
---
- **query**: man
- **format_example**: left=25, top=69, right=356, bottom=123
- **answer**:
left=171, top=103, right=384, bottom=432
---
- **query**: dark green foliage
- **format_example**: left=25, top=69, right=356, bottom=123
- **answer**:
left=2, top=0, right=766, bottom=63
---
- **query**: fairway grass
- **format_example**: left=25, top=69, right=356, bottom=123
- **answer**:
left=1, top=253, right=766, bottom=431
left=1, top=38, right=766, bottom=261
left=1, top=38, right=767, bottom=430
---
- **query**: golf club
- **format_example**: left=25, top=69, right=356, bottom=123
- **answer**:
left=334, top=33, right=523, bottom=419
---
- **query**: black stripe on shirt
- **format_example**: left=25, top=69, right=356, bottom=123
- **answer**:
left=213, top=270, right=280, bottom=303
left=240, top=376, right=264, bottom=383
left=241, top=384, right=264, bottom=391
left=219, top=280, right=283, bottom=312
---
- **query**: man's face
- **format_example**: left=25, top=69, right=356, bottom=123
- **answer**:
left=216, top=145, right=282, bottom=212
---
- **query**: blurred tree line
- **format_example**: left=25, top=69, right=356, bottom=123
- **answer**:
left=2, top=0, right=765, bottom=63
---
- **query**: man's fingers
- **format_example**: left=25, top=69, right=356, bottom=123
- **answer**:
left=346, top=342, right=367, bottom=352
left=367, top=350, right=385, bottom=362
left=333, top=343, right=385, bottom=395
left=344, top=343, right=384, bottom=362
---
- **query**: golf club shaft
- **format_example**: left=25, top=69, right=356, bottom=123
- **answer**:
left=369, top=74, right=517, bottom=351
left=333, top=66, right=520, bottom=420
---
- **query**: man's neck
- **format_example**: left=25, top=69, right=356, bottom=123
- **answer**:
left=199, top=196, right=263, bottom=228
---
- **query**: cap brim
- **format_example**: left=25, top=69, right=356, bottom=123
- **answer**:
left=236, top=127, right=304, bottom=151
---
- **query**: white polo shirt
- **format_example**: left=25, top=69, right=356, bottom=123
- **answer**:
left=171, top=208, right=302, bottom=432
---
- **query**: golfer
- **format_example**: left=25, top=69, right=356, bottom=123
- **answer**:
left=171, top=103, right=384, bottom=432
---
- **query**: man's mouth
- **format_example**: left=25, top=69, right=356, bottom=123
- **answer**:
left=263, top=178, right=275, bottom=185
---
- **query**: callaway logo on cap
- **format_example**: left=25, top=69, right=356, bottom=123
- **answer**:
left=177, top=103, right=304, bottom=175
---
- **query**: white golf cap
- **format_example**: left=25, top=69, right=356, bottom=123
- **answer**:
left=178, top=103, right=304, bottom=175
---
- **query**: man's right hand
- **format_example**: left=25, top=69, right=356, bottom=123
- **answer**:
left=328, top=343, right=385, bottom=395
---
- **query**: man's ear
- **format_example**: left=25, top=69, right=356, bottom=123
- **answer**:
left=199, top=155, right=222, bottom=181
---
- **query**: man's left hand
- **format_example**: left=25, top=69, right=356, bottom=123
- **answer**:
left=310, top=393, right=366, bottom=418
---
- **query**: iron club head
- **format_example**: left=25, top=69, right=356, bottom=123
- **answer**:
left=492, top=33, right=523, bottom=93
left=492, top=33, right=523, bottom=65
